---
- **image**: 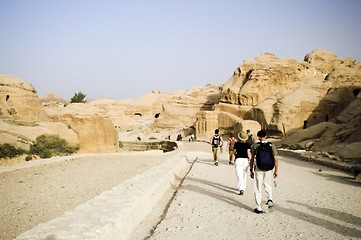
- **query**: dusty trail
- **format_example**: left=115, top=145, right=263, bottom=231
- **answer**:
left=1, top=141, right=360, bottom=239
left=148, top=145, right=361, bottom=240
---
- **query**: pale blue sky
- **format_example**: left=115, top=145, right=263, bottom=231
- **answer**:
left=1, top=0, right=360, bottom=100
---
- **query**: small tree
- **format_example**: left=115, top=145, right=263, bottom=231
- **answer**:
left=70, top=92, right=87, bottom=103
left=30, top=134, right=79, bottom=158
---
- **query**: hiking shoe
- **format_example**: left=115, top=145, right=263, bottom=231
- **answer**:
left=238, top=190, right=244, bottom=195
left=266, top=200, right=274, bottom=207
left=214, top=162, right=218, bottom=166
left=254, top=208, right=264, bottom=214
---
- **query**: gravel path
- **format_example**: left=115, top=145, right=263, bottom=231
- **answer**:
left=1, top=141, right=360, bottom=240
left=148, top=149, right=361, bottom=240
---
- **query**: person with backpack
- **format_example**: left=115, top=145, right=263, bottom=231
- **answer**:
left=249, top=130, right=279, bottom=214
left=226, top=133, right=237, bottom=165
left=233, top=131, right=252, bottom=195
left=210, top=129, right=223, bottom=166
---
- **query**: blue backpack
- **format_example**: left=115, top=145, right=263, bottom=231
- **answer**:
left=255, top=142, right=275, bottom=170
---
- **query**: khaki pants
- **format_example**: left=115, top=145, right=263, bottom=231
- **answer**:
left=212, top=147, right=220, bottom=162
left=254, top=167, right=273, bottom=211
left=228, top=149, right=235, bottom=162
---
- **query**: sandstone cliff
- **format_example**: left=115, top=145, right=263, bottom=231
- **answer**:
left=91, top=84, right=220, bottom=141
left=219, top=49, right=360, bottom=135
left=44, top=103, right=119, bottom=154
left=0, top=75, right=119, bottom=159
left=0, top=75, right=48, bottom=121
left=2, top=48, right=360, bottom=164
left=219, top=49, right=361, bottom=161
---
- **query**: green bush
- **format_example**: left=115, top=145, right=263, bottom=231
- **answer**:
left=70, top=92, right=87, bottom=103
left=25, top=155, right=32, bottom=161
left=0, top=143, right=25, bottom=159
left=30, top=134, right=79, bottom=158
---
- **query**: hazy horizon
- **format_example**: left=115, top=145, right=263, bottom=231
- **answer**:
left=1, top=0, right=360, bottom=100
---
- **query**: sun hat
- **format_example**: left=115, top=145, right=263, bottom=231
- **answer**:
left=238, top=131, right=248, bottom=142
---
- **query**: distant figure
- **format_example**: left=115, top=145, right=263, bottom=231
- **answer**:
left=226, top=133, right=237, bottom=165
left=210, top=129, right=223, bottom=166
left=137, top=136, right=141, bottom=141
left=168, top=135, right=171, bottom=140
left=246, top=129, right=255, bottom=145
left=176, top=134, right=182, bottom=141
left=250, top=130, right=279, bottom=214
left=233, top=131, right=252, bottom=195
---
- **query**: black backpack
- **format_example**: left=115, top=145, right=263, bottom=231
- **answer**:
left=255, top=142, right=275, bottom=170
left=212, top=135, right=220, bottom=147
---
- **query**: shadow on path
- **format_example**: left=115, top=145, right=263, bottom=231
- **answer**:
left=276, top=201, right=361, bottom=238
left=310, top=171, right=361, bottom=187
left=184, top=184, right=253, bottom=212
left=289, top=200, right=361, bottom=227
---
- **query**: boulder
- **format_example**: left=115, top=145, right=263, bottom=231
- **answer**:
left=44, top=103, right=119, bottom=153
left=0, top=75, right=48, bottom=121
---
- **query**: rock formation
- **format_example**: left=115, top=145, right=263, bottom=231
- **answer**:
left=219, top=49, right=360, bottom=132
left=44, top=103, right=119, bottom=153
left=0, top=75, right=48, bottom=121
left=218, top=49, right=361, bottom=161
left=0, top=75, right=119, bottom=157
left=1, top=48, right=360, bottom=163
left=91, top=84, right=221, bottom=140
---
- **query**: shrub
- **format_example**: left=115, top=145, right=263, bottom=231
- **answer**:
left=70, top=92, right=87, bottom=103
left=7, top=108, right=17, bottom=115
left=119, top=141, right=123, bottom=148
left=30, top=134, right=79, bottom=158
left=0, top=143, right=25, bottom=159
left=25, top=155, right=32, bottom=161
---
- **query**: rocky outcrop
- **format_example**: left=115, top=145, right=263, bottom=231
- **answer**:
left=91, top=84, right=221, bottom=140
left=214, top=49, right=360, bottom=162
left=0, top=75, right=119, bottom=157
left=0, top=75, right=48, bottom=121
left=219, top=49, right=361, bottom=137
left=44, top=104, right=119, bottom=153
left=278, top=91, right=361, bottom=161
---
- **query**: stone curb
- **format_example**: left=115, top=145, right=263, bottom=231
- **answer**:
left=16, top=151, right=206, bottom=240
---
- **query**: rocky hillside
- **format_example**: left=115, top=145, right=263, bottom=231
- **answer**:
left=90, top=84, right=221, bottom=141
left=0, top=75, right=119, bottom=160
left=219, top=49, right=360, bottom=162
left=1, top=48, right=360, bottom=164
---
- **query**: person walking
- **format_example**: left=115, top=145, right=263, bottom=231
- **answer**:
left=226, top=133, right=237, bottom=165
left=210, top=129, right=223, bottom=166
left=246, top=129, right=255, bottom=145
left=249, top=130, right=279, bottom=214
left=233, top=131, right=252, bottom=195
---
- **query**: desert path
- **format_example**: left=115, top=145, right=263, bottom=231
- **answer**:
left=1, top=141, right=360, bottom=239
left=146, top=142, right=361, bottom=240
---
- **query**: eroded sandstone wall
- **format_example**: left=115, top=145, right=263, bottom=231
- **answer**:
left=0, top=75, right=48, bottom=121
left=219, top=49, right=361, bottom=136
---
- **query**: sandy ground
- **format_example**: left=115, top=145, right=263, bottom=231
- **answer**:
left=1, top=141, right=361, bottom=240
left=0, top=149, right=181, bottom=240
left=148, top=147, right=361, bottom=240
